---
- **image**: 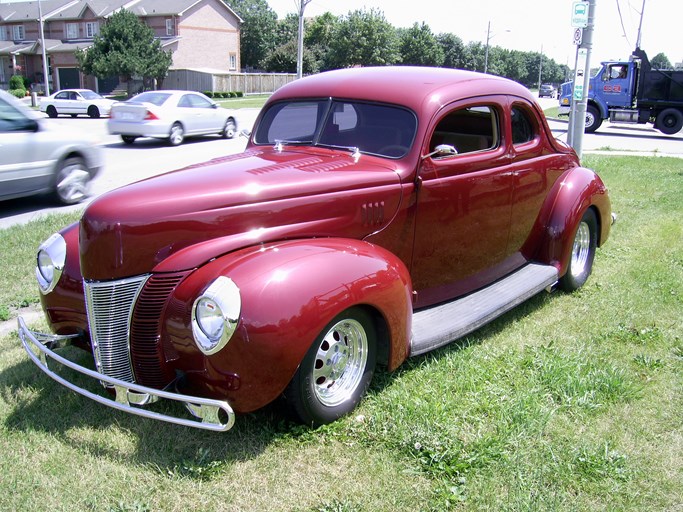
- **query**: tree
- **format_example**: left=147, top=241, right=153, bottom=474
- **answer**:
left=305, top=12, right=339, bottom=72
left=650, top=52, right=672, bottom=69
left=230, top=0, right=278, bottom=70
left=327, top=9, right=400, bottom=69
left=399, top=23, right=444, bottom=67
left=437, top=33, right=468, bottom=69
left=76, top=9, right=171, bottom=96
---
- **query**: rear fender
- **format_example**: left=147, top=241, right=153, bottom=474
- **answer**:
left=171, top=238, right=413, bottom=413
left=522, top=166, right=611, bottom=276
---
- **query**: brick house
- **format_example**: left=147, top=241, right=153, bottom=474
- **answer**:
left=0, top=0, right=241, bottom=93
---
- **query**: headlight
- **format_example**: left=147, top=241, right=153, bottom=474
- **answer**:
left=192, top=276, right=241, bottom=355
left=36, top=233, right=67, bottom=294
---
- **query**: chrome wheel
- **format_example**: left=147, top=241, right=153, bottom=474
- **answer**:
left=285, top=307, right=377, bottom=426
left=569, top=221, right=591, bottom=278
left=55, top=157, right=90, bottom=205
left=313, top=318, right=368, bottom=407
left=168, top=122, right=185, bottom=146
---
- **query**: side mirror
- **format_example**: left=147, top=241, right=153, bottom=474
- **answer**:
left=423, top=144, right=458, bottom=160
left=239, top=129, right=251, bottom=139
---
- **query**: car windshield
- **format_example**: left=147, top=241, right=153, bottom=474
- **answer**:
left=81, top=91, right=104, bottom=100
left=128, top=92, right=172, bottom=106
left=254, top=99, right=417, bottom=158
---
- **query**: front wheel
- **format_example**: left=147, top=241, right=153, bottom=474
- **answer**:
left=559, top=208, right=598, bottom=292
left=284, top=307, right=377, bottom=427
left=87, top=105, right=100, bottom=119
left=584, top=105, right=602, bottom=133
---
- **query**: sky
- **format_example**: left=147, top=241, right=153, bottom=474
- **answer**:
left=266, top=0, right=682, bottom=67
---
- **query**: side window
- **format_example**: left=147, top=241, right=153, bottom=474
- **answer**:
left=0, top=97, right=33, bottom=132
left=511, top=106, right=536, bottom=145
left=429, top=105, right=498, bottom=156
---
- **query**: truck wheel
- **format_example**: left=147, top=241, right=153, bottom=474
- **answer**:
left=559, top=208, right=597, bottom=292
left=655, top=108, right=683, bottom=135
left=284, top=307, right=376, bottom=427
left=584, top=105, right=602, bottom=133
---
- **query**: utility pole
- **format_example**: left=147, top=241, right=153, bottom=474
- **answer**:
left=537, top=44, right=543, bottom=90
left=37, top=0, right=50, bottom=96
left=484, top=21, right=491, bottom=74
left=296, top=0, right=312, bottom=79
left=567, top=0, right=596, bottom=158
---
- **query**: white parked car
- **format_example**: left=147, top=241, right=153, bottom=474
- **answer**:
left=0, top=89, right=103, bottom=204
left=40, top=89, right=116, bottom=119
left=107, top=90, right=238, bottom=146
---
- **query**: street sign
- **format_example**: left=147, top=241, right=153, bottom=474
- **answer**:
left=573, top=28, right=583, bottom=45
left=571, top=1, right=589, bottom=28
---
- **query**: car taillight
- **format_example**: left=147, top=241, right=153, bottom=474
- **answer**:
left=144, top=110, right=159, bottom=120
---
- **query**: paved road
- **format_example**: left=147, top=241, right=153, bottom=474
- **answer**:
left=1, top=99, right=681, bottom=229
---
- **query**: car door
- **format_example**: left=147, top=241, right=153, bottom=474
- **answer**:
left=52, top=91, right=75, bottom=114
left=0, top=94, right=52, bottom=200
left=600, top=63, right=633, bottom=108
left=411, top=98, right=515, bottom=308
left=178, top=93, right=220, bottom=134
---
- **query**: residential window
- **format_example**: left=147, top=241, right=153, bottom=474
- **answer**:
left=85, top=22, right=99, bottom=38
left=12, top=25, right=25, bottom=41
left=66, top=23, right=79, bottom=39
left=0, top=26, right=6, bottom=41
left=229, top=54, right=237, bottom=71
left=166, top=19, right=174, bottom=36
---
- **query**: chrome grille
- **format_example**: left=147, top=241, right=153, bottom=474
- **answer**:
left=84, top=275, right=150, bottom=384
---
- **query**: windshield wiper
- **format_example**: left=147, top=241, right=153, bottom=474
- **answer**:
left=315, top=143, right=361, bottom=159
left=273, top=139, right=313, bottom=151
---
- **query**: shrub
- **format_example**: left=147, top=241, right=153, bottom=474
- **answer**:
left=9, top=75, right=24, bottom=90
left=9, top=88, right=26, bottom=99
left=203, top=91, right=213, bottom=98
left=236, top=91, right=244, bottom=98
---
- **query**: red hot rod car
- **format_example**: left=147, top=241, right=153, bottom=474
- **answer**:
left=19, top=67, right=612, bottom=431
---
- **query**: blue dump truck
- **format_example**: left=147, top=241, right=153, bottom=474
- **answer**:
left=559, top=48, right=683, bottom=134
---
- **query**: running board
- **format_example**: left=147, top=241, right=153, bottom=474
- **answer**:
left=410, top=263, right=558, bottom=356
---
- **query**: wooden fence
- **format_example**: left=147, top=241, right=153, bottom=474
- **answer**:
left=164, top=69, right=297, bottom=94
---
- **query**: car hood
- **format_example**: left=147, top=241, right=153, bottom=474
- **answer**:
left=79, top=148, right=404, bottom=279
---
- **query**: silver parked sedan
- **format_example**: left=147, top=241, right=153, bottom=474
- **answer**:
left=40, top=89, right=116, bottom=119
left=0, top=90, right=103, bottom=204
left=107, top=90, right=238, bottom=146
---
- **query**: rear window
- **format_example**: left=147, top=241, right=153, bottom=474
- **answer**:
left=129, top=92, right=172, bottom=106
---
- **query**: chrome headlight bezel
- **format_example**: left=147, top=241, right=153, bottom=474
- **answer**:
left=191, top=276, right=241, bottom=355
left=36, top=233, right=67, bottom=295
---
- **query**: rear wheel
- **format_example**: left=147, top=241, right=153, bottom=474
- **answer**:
left=121, top=135, right=137, bottom=145
left=559, top=208, right=598, bottom=292
left=54, top=157, right=90, bottom=205
left=584, top=105, right=602, bottom=133
left=87, top=105, right=100, bottom=119
left=46, top=106, right=57, bottom=118
left=655, top=108, right=683, bottom=135
left=222, top=118, right=237, bottom=139
left=168, top=122, right=185, bottom=146
left=284, top=307, right=377, bottom=427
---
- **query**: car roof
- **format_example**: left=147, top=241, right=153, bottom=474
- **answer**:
left=269, top=66, right=537, bottom=115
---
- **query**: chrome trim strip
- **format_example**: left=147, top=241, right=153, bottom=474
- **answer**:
left=18, top=316, right=235, bottom=432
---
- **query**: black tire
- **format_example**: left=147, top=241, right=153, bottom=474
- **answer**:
left=284, top=307, right=377, bottom=427
left=53, top=156, right=90, bottom=205
left=559, top=208, right=598, bottom=292
left=46, top=106, right=58, bottom=118
left=87, top=105, right=100, bottom=119
left=168, top=122, right=185, bottom=146
left=584, top=105, right=602, bottom=133
left=70, top=114, right=78, bottom=118
left=121, top=135, right=137, bottom=145
left=655, top=108, right=683, bottom=135
left=222, top=117, right=237, bottom=139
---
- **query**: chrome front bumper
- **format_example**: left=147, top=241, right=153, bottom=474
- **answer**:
left=18, top=316, right=235, bottom=432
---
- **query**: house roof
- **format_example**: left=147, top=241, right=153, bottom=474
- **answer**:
left=0, top=0, right=241, bottom=23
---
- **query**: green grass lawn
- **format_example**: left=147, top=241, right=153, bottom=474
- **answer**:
left=1, top=155, right=681, bottom=511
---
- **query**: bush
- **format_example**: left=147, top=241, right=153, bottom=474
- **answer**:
left=203, top=91, right=213, bottom=98
left=236, top=91, right=244, bottom=98
left=9, top=75, right=24, bottom=90
left=9, top=89, right=26, bottom=99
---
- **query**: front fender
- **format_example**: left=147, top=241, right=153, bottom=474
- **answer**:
left=169, top=238, right=413, bottom=413
left=523, top=166, right=611, bottom=275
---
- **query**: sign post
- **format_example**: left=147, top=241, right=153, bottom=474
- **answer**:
left=567, top=0, right=596, bottom=157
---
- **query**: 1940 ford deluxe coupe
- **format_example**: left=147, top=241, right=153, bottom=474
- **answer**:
left=19, top=67, right=611, bottom=432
